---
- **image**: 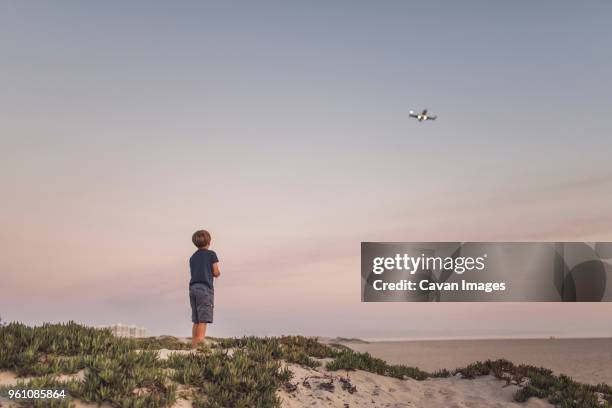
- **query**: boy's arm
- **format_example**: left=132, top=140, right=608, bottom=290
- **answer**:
left=212, top=262, right=221, bottom=278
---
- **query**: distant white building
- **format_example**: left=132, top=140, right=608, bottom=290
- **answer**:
left=103, top=323, right=147, bottom=338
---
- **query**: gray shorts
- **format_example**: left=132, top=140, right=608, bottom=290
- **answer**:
left=189, top=284, right=214, bottom=324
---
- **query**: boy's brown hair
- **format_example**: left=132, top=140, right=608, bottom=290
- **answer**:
left=192, top=230, right=211, bottom=249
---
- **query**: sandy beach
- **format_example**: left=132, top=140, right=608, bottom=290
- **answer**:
left=1, top=354, right=553, bottom=408
left=1, top=335, right=610, bottom=407
left=278, top=361, right=553, bottom=408
left=336, top=337, right=612, bottom=386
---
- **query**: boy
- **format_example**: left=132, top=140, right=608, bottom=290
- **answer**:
left=189, top=229, right=221, bottom=348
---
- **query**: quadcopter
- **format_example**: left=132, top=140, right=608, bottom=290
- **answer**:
left=409, top=109, right=437, bottom=122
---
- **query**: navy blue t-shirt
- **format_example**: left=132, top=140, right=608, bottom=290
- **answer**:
left=189, top=249, right=219, bottom=289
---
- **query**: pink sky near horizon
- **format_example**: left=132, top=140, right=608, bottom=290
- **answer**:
left=2, top=163, right=612, bottom=336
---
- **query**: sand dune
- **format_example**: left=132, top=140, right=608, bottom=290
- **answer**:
left=1, top=366, right=551, bottom=408
left=2, top=337, right=609, bottom=407
left=279, top=362, right=552, bottom=408
left=0, top=363, right=552, bottom=408
left=337, top=338, right=612, bottom=386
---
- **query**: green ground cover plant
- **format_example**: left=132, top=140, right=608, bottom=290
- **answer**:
left=325, top=352, right=611, bottom=408
left=0, top=323, right=609, bottom=408
left=325, top=348, right=429, bottom=380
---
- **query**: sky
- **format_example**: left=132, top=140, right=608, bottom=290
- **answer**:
left=1, top=1, right=612, bottom=338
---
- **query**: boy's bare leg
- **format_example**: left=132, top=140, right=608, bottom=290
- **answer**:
left=191, top=323, right=207, bottom=348
left=191, top=324, right=198, bottom=348
left=198, top=323, right=207, bottom=343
